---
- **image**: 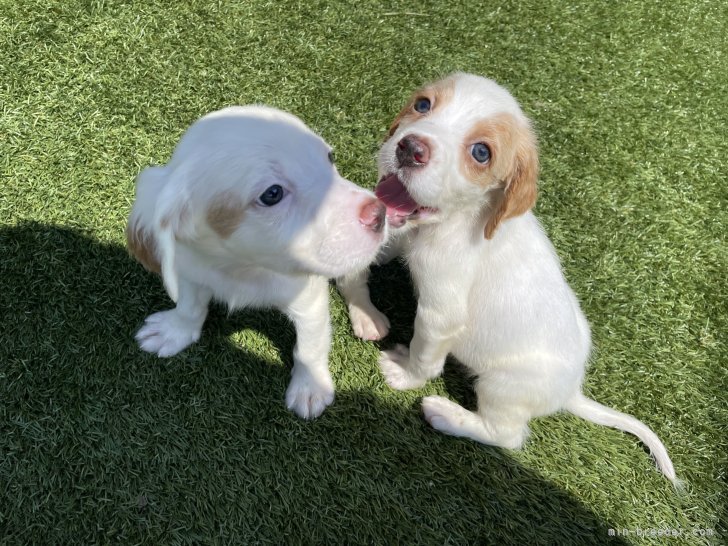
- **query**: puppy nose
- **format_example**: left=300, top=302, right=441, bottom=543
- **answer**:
left=396, top=135, right=430, bottom=167
left=359, top=198, right=386, bottom=233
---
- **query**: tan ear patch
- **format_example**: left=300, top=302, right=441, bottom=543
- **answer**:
left=386, top=75, right=457, bottom=139
left=458, top=112, right=538, bottom=238
left=125, top=220, right=161, bottom=273
left=480, top=114, right=539, bottom=239
left=206, top=190, right=246, bottom=239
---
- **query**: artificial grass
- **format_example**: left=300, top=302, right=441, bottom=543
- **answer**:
left=1, top=0, right=725, bottom=544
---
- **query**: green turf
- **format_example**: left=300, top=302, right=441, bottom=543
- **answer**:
left=1, top=0, right=726, bottom=544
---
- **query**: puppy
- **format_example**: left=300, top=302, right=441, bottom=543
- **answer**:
left=127, top=106, right=387, bottom=419
left=338, top=73, right=677, bottom=482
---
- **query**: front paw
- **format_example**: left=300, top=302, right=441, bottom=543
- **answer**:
left=285, top=367, right=335, bottom=420
left=379, top=344, right=426, bottom=390
left=349, top=303, right=390, bottom=341
left=135, top=310, right=201, bottom=357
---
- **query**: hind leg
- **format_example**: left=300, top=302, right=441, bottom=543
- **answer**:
left=421, top=396, right=529, bottom=449
left=422, top=357, right=572, bottom=448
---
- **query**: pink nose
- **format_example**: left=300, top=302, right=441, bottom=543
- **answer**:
left=359, top=198, right=386, bottom=233
left=396, top=135, right=430, bottom=167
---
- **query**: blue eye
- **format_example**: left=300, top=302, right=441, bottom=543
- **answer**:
left=471, top=143, right=491, bottom=164
left=414, top=97, right=431, bottom=113
left=259, top=184, right=284, bottom=206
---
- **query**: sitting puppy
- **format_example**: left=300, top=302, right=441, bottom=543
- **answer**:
left=338, top=73, right=677, bottom=482
left=127, top=106, right=387, bottom=419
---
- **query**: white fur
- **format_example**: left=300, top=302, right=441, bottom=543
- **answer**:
left=128, top=106, right=386, bottom=419
left=339, top=73, right=677, bottom=482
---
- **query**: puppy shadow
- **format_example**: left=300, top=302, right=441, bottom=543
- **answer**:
left=365, top=259, right=478, bottom=410
left=366, top=258, right=417, bottom=345
left=0, top=222, right=627, bottom=544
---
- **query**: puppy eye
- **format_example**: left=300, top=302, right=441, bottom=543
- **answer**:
left=258, top=184, right=285, bottom=206
left=471, top=143, right=491, bottom=164
left=328, top=151, right=335, bottom=164
left=414, top=97, right=431, bottom=114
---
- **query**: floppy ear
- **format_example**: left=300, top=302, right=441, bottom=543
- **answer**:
left=387, top=121, right=400, bottom=139
left=386, top=113, right=404, bottom=139
left=126, top=166, right=167, bottom=274
left=125, top=220, right=160, bottom=274
left=153, top=171, right=194, bottom=303
left=484, top=122, right=539, bottom=239
left=386, top=99, right=414, bottom=140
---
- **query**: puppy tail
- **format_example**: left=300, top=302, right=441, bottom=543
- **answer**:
left=564, top=393, right=678, bottom=485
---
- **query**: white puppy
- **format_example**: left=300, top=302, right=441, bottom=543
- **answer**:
left=127, top=106, right=387, bottom=419
left=338, top=73, right=677, bottom=482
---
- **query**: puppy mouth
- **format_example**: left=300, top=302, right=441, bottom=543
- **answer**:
left=374, top=173, right=438, bottom=228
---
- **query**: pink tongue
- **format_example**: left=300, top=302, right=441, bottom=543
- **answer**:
left=374, top=173, right=419, bottom=217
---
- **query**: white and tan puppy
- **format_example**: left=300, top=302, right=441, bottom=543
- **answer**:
left=338, top=73, right=677, bottom=482
left=127, top=106, right=387, bottom=419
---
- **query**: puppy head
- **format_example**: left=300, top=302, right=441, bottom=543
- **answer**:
left=376, top=73, right=538, bottom=238
left=148, top=106, right=386, bottom=299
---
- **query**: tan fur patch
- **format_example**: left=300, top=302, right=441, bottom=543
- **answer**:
left=126, top=220, right=161, bottom=273
left=206, top=190, right=246, bottom=239
left=456, top=112, right=539, bottom=238
left=386, top=75, right=457, bottom=138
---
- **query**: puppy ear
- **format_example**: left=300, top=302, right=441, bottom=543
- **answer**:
left=386, top=116, right=403, bottom=139
left=484, top=122, right=539, bottom=239
left=386, top=99, right=413, bottom=140
left=153, top=173, right=194, bottom=303
left=125, top=220, right=160, bottom=274
left=126, top=166, right=166, bottom=274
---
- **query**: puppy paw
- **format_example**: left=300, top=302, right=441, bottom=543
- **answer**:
left=285, top=367, right=335, bottom=420
left=379, top=345, right=426, bottom=390
left=421, top=395, right=467, bottom=435
left=135, top=310, right=202, bottom=357
left=349, top=303, right=390, bottom=341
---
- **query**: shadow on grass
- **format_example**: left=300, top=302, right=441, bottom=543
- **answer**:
left=367, top=259, right=480, bottom=411
left=0, top=222, right=627, bottom=544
